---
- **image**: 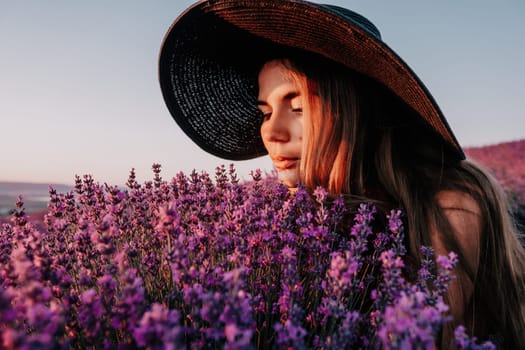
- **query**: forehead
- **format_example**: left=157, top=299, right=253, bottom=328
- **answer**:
left=258, top=60, right=300, bottom=97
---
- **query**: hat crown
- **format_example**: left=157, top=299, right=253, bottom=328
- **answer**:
left=323, top=4, right=381, bottom=40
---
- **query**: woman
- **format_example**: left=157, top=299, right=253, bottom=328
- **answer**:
left=158, top=0, right=525, bottom=347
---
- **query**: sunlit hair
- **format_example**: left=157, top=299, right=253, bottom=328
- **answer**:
left=271, top=57, right=358, bottom=194
left=271, top=55, right=525, bottom=347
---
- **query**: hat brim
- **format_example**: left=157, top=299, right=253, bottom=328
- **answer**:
left=159, top=0, right=465, bottom=160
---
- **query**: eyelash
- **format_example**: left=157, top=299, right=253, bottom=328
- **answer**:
left=261, top=107, right=302, bottom=121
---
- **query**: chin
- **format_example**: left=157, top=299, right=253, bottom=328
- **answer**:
left=277, top=170, right=299, bottom=189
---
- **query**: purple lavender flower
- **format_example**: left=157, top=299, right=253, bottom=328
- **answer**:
left=454, top=325, right=496, bottom=350
left=133, top=303, right=183, bottom=349
left=274, top=319, right=307, bottom=349
left=78, top=289, right=104, bottom=338
left=377, top=290, right=448, bottom=348
left=0, top=164, right=495, bottom=348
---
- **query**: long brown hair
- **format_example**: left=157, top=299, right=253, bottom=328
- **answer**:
left=275, top=55, right=525, bottom=348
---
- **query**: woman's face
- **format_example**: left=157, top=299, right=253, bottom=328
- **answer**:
left=258, top=60, right=304, bottom=188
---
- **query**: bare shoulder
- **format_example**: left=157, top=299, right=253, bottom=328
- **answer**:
left=434, top=190, right=481, bottom=275
left=436, top=190, right=481, bottom=217
left=435, top=190, right=482, bottom=246
left=434, top=191, right=482, bottom=332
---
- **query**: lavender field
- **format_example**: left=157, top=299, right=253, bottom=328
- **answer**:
left=465, top=139, right=525, bottom=228
left=1, top=139, right=523, bottom=348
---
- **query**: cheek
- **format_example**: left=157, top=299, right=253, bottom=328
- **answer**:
left=294, top=118, right=304, bottom=142
left=298, top=121, right=304, bottom=139
left=259, top=122, right=269, bottom=148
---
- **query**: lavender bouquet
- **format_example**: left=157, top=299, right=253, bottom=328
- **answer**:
left=0, top=165, right=494, bottom=349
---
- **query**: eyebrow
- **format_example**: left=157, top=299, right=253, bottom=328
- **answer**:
left=256, top=92, right=300, bottom=106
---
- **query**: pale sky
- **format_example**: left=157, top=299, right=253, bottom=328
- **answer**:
left=1, top=1, right=523, bottom=186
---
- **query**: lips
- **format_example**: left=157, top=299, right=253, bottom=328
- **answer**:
left=271, top=156, right=300, bottom=171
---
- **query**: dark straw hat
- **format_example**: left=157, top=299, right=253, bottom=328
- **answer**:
left=159, top=0, right=465, bottom=160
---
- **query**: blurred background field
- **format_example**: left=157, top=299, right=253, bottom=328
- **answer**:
left=0, top=182, right=71, bottom=217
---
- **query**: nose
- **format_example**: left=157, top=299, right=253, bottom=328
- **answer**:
left=260, top=110, right=291, bottom=143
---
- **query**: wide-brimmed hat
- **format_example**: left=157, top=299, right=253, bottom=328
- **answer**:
left=159, top=0, right=465, bottom=160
